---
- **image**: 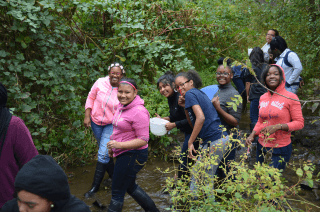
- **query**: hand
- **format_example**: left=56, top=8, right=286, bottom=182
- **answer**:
left=165, top=122, right=176, bottom=131
left=188, top=142, right=197, bottom=159
left=178, top=96, right=185, bottom=108
left=84, top=116, right=91, bottom=128
left=269, top=54, right=273, bottom=60
left=299, top=79, right=304, bottom=88
left=211, top=96, right=220, bottom=109
left=260, top=125, right=280, bottom=136
left=245, top=134, right=254, bottom=146
left=107, top=140, right=122, bottom=149
left=155, top=113, right=161, bottom=119
left=247, top=95, right=250, bottom=103
left=108, top=149, right=114, bottom=158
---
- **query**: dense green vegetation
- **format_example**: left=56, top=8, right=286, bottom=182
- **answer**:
left=163, top=135, right=316, bottom=211
left=1, top=0, right=319, bottom=163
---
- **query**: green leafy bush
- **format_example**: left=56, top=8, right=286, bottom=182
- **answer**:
left=1, top=0, right=319, bottom=163
left=161, top=133, right=317, bottom=211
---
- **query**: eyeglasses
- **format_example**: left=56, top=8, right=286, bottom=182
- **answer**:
left=216, top=72, right=230, bottom=77
left=175, top=80, right=190, bottom=90
left=110, top=71, right=121, bottom=76
left=266, top=33, right=275, bottom=37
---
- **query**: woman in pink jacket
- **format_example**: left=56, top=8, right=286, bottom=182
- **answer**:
left=107, top=78, right=159, bottom=212
left=83, top=63, right=124, bottom=198
left=246, top=64, right=304, bottom=170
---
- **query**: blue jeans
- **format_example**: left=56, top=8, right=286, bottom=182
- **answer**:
left=250, top=98, right=260, bottom=124
left=216, top=133, right=238, bottom=179
left=285, top=85, right=299, bottom=94
left=190, top=136, right=229, bottom=195
left=91, top=121, right=113, bottom=164
left=180, top=133, right=192, bottom=171
left=256, top=142, right=292, bottom=170
left=111, top=149, right=148, bottom=202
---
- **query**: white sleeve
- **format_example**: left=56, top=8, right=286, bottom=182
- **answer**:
left=287, top=52, right=303, bottom=85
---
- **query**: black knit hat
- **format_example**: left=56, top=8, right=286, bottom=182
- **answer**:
left=15, top=155, right=71, bottom=210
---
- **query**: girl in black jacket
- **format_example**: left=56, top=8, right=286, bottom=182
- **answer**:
left=156, top=71, right=195, bottom=180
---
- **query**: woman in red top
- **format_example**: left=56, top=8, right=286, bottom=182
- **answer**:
left=246, top=64, right=304, bottom=170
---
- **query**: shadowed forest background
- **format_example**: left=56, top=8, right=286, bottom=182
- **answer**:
left=1, top=0, right=319, bottom=163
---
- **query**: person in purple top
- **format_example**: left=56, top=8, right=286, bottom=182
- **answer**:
left=0, top=82, right=38, bottom=209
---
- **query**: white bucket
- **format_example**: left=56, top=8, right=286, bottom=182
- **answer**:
left=150, top=117, right=169, bottom=136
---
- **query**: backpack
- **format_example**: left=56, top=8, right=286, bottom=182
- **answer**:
left=283, top=50, right=293, bottom=67
left=282, top=50, right=303, bottom=82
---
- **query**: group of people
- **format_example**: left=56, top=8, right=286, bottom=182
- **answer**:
left=0, top=28, right=305, bottom=212
left=245, top=29, right=304, bottom=170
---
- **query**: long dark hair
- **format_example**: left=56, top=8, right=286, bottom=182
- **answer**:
left=176, top=70, right=203, bottom=89
left=0, top=82, right=12, bottom=158
left=249, top=47, right=265, bottom=68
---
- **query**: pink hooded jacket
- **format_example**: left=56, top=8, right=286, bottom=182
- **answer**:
left=110, top=95, right=149, bottom=157
left=85, top=76, right=119, bottom=126
left=253, top=65, right=304, bottom=148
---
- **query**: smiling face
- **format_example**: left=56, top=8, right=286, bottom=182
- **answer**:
left=175, top=76, right=193, bottom=97
left=266, top=66, right=281, bottom=91
left=216, top=65, right=233, bottom=85
left=109, top=67, right=123, bottom=87
left=117, top=83, right=137, bottom=105
left=17, top=190, right=52, bottom=212
left=158, top=82, right=174, bottom=98
left=266, top=30, right=276, bottom=44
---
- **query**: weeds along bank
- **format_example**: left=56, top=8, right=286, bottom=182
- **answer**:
left=0, top=0, right=319, bottom=162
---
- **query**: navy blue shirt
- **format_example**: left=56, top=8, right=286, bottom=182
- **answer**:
left=185, top=88, right=225, bottom=143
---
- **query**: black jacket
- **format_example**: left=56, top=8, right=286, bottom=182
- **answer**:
left=1, top=155, right=90, bottom=212
left=167, top=91, right=192, bottom=133
left=245, top=63, right=268, bottom=101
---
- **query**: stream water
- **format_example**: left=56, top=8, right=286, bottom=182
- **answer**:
left=68, top=109, right=320, bottom=211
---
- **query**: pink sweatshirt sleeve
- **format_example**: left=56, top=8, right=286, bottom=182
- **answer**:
left=253, top=99, right=265, bottom=136
left=286, top=99, right=304, bottom=131
left=85, top=80, right=99, bottom=110
left=132, top=107, right=150, bottom=142
left=253, top=115, right=265, bottom=136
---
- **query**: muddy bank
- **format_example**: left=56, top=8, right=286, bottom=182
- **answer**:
left=67, top=109, right=320, bottom=211
left=67, top=157, right=173, bottom=212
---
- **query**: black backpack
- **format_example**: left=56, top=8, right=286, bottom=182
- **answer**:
left=283, top=50, right=294, bottom=67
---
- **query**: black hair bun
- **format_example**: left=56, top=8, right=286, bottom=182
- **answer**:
left=217, top=57, right=232, bottom=66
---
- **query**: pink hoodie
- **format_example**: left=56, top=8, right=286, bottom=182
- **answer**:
left=110, top=95, right=149, bottom=157
left=253, top=66, right=304, bottom=148
left=85, top=76, right=119, bottom=126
